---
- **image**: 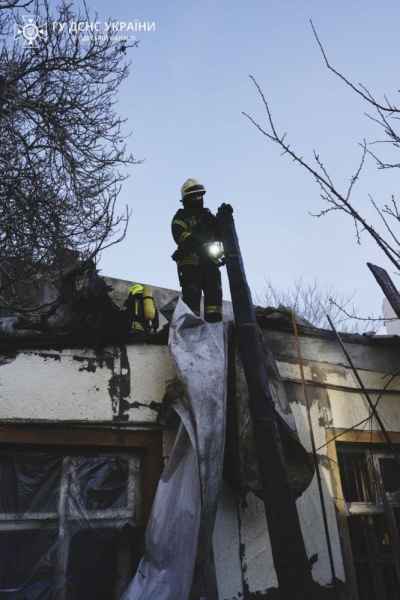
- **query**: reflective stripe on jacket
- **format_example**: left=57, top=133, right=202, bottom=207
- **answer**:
left=171, top=207, right=218, bottom=267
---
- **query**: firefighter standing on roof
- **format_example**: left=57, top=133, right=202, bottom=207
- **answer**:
left=171, top=178, right=224, bottom=322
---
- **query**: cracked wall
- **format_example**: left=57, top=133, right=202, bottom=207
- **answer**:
left=0, top=344, right=175, bottom=422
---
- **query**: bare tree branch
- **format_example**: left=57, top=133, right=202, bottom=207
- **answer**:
left=244, top=23, right=400, bottom=329
left=0, top=0, right=33, bottom=8
left=243, top=74, right=400, bottom=270
left=310, top=19, right=400, bottom=115
left=0, top=0, right=139, bottom=314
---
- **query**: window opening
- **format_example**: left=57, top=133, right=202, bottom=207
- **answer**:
left=0, top=447, right=143, bottom=600
left=338, top=445, right=400, bottom=600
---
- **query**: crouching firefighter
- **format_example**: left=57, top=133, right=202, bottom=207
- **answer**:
left=120, top=284, right=159, bottom=333
left=171, top=178, right=224, bottom=322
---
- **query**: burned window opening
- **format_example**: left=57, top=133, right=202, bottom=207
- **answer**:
left=338, top=444, right=400, bottom=600
left=0, top=447, right=144, bottom=599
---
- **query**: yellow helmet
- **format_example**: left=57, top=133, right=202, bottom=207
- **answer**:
left=181, top=178, right=206, bottom=199
left=129, top=284, right=143, bottom=295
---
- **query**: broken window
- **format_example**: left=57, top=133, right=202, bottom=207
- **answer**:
left=0, top=447, right=143, bottom=599
left=338, top=445, right=400, bottom=600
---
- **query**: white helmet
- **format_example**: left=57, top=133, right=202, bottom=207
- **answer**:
left=181, top=178, right=206, bottom=199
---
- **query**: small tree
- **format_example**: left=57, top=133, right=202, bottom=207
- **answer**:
left=257, top=277, right=376, bottom=333
left=0, top=0, right=139, bottom=314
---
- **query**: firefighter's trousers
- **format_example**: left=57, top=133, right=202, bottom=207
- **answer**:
left=178, top=264, right=222, bottom=322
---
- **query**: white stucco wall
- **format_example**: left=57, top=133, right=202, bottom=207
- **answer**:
left=383, top=297, right=400, bottom=335
left=0, top=344, right=175, bottom=422
left=269, top=331, right=400, bottom=596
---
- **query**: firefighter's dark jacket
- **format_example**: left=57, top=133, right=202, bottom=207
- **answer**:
left=171, top=206, right=219, bottom=267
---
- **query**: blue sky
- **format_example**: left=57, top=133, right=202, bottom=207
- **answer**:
left=88, top=0, right=400, bottom=326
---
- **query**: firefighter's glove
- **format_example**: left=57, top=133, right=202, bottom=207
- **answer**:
left=171, top=248, right=183, bottom=262
left=218, top=203, right=233, bottom=215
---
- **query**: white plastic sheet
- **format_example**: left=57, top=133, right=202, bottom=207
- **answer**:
left=121, top=299, right=228, bottom=600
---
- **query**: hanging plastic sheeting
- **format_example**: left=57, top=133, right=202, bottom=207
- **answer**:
left=121, top=299, right=228, bottom=600
left=0, top=449, right=143, bottom=599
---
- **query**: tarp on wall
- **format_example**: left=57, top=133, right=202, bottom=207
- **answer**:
left=120, top=299, right=228, bottom=600
left=0, top=450, right=143, bottom=599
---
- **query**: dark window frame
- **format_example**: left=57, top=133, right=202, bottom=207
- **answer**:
left=327, top=428, right=400, bottom=600
left=0, top=424, right=164, bottom=524
left=0, top=424, right=163, bottom=600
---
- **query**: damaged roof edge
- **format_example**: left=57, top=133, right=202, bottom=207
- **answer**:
left=0, top=314, right=398, bottom=351
left=0, top=329, right=170, bottom=351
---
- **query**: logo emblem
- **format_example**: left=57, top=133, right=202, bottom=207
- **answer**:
left=14, top=16, right=47, bottom=48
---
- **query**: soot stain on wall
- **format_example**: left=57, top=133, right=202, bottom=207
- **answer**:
left=108, top=345, right=131, bottom=421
